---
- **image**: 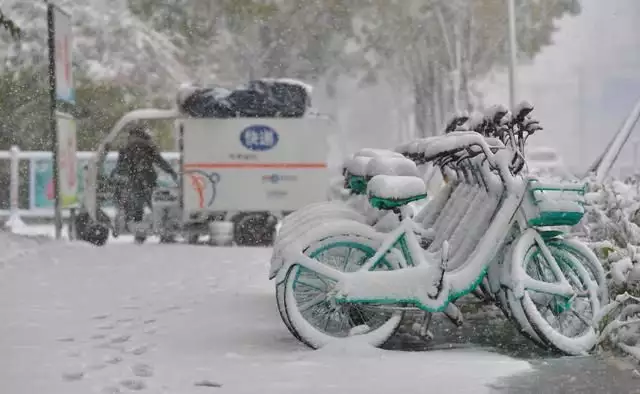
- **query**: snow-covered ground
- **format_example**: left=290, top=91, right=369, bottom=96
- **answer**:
left=0, top=227, right=531, bottom=394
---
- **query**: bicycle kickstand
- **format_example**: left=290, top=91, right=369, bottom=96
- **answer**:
left=413, top=311, right=434, bottom=341
left=439, top=241, right=464, bottom=327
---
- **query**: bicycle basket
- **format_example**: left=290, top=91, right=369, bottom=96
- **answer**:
left=523, top=180, right=586, bottom=227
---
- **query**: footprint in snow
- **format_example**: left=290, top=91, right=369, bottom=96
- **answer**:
left=61, top=371, right=84, bottom=382
left=95, top=342, right=125, bottom=351
left=101, top=386, right=121, bottom=394
left=88, top=363, right=108, bottom=371
left=131, top=363, right=154, bottom=378
left=143, top=327, right=157, bottom=335
left=104, top=356, right=124, bottom=365
left=127, top=344, right=150, bottom=356
left=65, top=350, right=82, bottom=358
left=120, top=379, right=146, bottom=391
left=194, top=380, right=223, bottom=388
left=154, top=305, right=181, bottom=314
left=110, top=334, right=131, bottom=344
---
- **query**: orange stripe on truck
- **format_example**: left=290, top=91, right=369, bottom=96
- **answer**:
left=184, top=162, right=327, bottom=169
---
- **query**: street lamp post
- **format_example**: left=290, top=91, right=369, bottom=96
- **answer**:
left=507, top=0, right=518, bottom=111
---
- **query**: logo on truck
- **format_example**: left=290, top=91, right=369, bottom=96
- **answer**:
left=185, top=170, right=220, bottom=209
left=240, top=125, right=279, bottom=151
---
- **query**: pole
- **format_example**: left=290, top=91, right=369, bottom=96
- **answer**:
left=5, top=145, right=24, bottom=230
left=47, top=3, right=61, bottom=240
left=631, top=139, right=640, bottom=175
left=507, top=0, right=518, bottom=111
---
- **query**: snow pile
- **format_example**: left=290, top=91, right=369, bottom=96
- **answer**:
left=0, top=228, right=61, bottom=268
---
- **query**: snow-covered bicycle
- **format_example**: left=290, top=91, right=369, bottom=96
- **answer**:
left=274, top=108, right=604, bottom=355
left=270, top=149, right=420, bottom=276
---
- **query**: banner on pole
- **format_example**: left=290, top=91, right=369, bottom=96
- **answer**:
left=52, top=6, right=74, bottom=104
left=56, top=112, right=78, bottom=207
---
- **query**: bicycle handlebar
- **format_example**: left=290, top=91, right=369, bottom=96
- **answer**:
left=397, top=101, right=543, bottom=177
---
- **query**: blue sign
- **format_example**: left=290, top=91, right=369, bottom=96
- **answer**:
left=240, top=125, right=279, bottom=151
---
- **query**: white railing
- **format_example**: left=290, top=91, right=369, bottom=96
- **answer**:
left=0, top=146, right=179, bottom=228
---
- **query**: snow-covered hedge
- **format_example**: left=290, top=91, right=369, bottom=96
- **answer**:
left=578, top=176, right=640, bottom=296
left=575, top=175, right=640, bottom=359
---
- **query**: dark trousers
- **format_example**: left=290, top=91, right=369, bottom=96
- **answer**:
left=115, top=179, right=154, bottom=223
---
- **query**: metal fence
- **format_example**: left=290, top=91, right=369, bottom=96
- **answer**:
left=0, top=147, right=179, bottom=223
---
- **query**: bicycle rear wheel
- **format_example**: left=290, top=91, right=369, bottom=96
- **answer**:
left=275, top=234, right=383, bottom=341
left=280, top=235, right=404, bottom=349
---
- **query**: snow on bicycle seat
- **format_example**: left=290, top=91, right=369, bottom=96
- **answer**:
left=367, top=175, right=427, bottom=210
left=345, top=156, right=372, bottom=176
left=355, top=148, right=405, bottom=159
left=365, top=156, right=419, bottom=178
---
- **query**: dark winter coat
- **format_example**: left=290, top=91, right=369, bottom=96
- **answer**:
left=113, top=137, right=177, bottom=188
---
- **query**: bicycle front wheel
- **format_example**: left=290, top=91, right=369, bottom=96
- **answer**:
left=547, top=238, right=608, bottom=304
left=511, top=236, right=599, bottom=355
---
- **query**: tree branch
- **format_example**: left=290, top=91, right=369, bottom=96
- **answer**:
left=0, top=9, right=21, bottom=39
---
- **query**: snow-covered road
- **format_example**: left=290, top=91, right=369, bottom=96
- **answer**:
left=0, top=230, right=534, bottom=394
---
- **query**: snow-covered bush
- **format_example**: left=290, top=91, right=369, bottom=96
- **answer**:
left=577, top=175, right=640, bottom=296
left=576, top=175, right=640, bottom=359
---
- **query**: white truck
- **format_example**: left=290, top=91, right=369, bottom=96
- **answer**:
left=78, top=82, right=333, bottom=246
